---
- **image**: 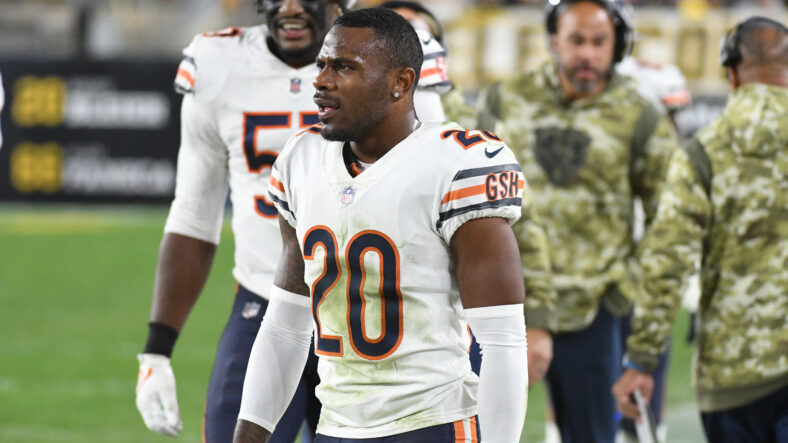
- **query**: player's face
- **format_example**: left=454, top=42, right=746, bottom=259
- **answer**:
left=313, top=26, right=392, bottom=142
left=551, top=1, right=615, bottom=96
left=263, top=0, right=340, bottom=58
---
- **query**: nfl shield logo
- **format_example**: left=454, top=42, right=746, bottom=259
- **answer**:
left=290, top=77, right=301, bottom=93
left=241, top=301, right=261, bottom=319
left=340, top=186, right=355, bottom=205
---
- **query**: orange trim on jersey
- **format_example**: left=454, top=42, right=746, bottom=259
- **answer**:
left=345, top=230, right=404, bottom=361
left=454, top=419, right=466, bottom=442
left=467, top=325, right=473, bottom=354
left=296, top=124, right=322, bottom=137
left=253, top=194, right=278, bottom=219
left=303, top=226, right=344, bottom=357
left=202, top=27, right=241, bottom=38
left=661, top=90, right=691, bottom=107
left=420, top=66, right=442, bottom=79
left=440, top=129, right=487, bottom=151
left=242, top=112, right=289, bottom=174
left=269, top=175, right=285, bottom=193
left=299, top=111, right=320, bottom=128
left=176, top=68, right=195, bottom=86
left=349, top=161, right=363, bottom=177
left=440, top=184, right=486, bottom=205
left=469, top=416, right=479, bottom=442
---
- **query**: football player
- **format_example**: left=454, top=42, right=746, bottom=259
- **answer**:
left=134, top=1, right=354, bottom=442
left=234, top=8, right=528, bottom=442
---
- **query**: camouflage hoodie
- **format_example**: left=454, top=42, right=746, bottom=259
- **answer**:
left=628, top=82, right=788, bottom=412
left=478, top=61, right=678, bottom=332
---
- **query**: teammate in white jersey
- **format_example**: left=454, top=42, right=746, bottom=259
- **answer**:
left=235, top=8, right=528, bottom=442
left=134, top=1, right=354, bottom=442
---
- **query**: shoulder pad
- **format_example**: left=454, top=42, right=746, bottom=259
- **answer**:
left=173, top=26, right=248, bottom=102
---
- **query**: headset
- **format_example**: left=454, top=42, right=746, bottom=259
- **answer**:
left=257, top=0, right=356, bottom=14
left=720, top=16, right=788, bottom=68
left=544, top=0, right=634, bottom=63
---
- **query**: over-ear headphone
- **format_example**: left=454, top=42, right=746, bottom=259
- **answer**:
left=544, top=0, right=634, bottom=63
left=720, top=16, right=788, bottom=68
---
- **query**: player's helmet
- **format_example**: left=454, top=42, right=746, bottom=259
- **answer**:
left=257, top=0, right=356, bottom=14
left=720, top=16, right=788, bottom=68
left=379, top=1, right=446, bottom=48
left=544, top=0, right=634, bottom=63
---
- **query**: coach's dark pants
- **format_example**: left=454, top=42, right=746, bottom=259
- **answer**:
left=546, top=305, right=622, bottom=443
left=701, top=384, right=788, bottom=443
left=203, top=285, right=321, bottom=443
left=619, top=311, right=671, bottom=435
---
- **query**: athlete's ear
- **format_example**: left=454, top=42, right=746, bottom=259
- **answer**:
left=391, top=67, right=417, bottom=101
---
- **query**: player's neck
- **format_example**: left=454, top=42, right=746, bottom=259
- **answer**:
left=349, top=110, right=418, bottom=164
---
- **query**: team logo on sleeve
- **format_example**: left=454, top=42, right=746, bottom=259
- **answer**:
left=340, top=186, right=355, bottom=205
left=290, top=77, right=302, bottom=93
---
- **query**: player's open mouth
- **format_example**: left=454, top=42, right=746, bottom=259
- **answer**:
left=315, top=97, right=339, bottom=120
left=277, top=19, right=310, bottom=39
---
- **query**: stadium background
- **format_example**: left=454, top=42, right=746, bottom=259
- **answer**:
left=0, top=0, right=785, bottom=441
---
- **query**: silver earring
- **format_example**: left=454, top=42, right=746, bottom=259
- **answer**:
left=393, top=91, right=400, bottom=98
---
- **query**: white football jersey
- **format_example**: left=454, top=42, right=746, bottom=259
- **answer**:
left=617, top=56, right=691, bottom=113
left=268, top=121, right=525, bottom=438
left=165, top=25, right=322, bottom=297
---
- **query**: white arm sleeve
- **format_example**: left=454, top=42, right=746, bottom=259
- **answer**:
left=238, top=286, right=314, bottom=431
left=465, top=304, right=528, bottom=443
left=163, top=94, right=229, bottom=244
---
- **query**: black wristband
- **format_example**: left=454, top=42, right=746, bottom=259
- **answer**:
left=143, top=322, right=179, bottom=358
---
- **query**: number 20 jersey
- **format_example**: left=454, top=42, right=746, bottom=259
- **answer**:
left=165, top=25, right=321, bottom=298
left=268, top=121, right=526, bottom=438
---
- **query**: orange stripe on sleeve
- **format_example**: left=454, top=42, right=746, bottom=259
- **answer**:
left=269, top=176, right=285, bottom=192
left=177, top=68, right=195, bottom=86
left=441, top=184, right=486, bottom=205
left=518, top=179, right=525, bottom=189
left=453, top=419, right=466, bottom=442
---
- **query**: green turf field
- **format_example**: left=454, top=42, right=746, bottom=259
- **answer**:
left=0, top=206, right=703, bottom=442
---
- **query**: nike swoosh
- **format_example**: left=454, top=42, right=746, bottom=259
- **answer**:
left=421, top=36, right=433, bottom=44
left=484, top=146, right=504, bottom=158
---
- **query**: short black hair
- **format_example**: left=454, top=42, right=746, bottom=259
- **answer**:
left=737, top=17, right=788, bottom=67
left=334, top=7, right=423, bottom=88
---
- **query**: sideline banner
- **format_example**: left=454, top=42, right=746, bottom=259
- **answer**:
left=0, top=59, right=180, bottom=204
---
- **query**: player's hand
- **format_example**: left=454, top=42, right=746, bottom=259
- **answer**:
left=612, top=368, right=654, bottom=421
left=526, top=327, right=552, bottom=385
left=136, top=353, right=183, bottom=437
